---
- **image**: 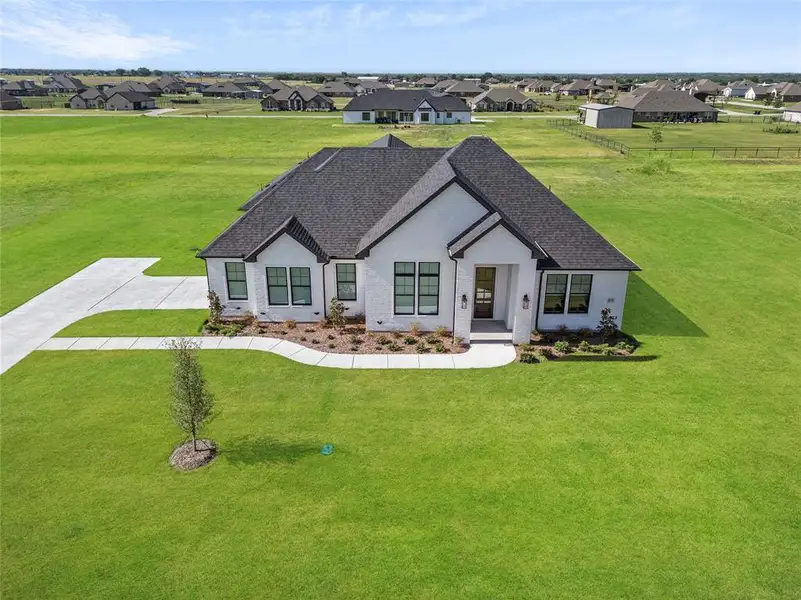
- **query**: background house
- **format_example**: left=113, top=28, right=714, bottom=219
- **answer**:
left=201, top=82, right=260, bottom=98
left=0, top=90, right=25, bottom=110
left=317, top=81, right=358, bottom=97
left=261, top=86, right=334, bottom=111
left=342, top=89, right=471, bottom=124
left=442, top=80, right=488, bottom=98
left=723, top=79, right=758, bottom=97
left=69, top=88, right=107, bottom=109
left=617, top=90, right=719, bottom=122
left=470, top=88, right=537, bottom=112
left=107, top=80, right=160, bottom=97
left=105, top=91, right=156, bottom=111
left=414, top=77, right=438, bottom=88
left=0, top=80, right=43, bottom=96
left=149, top=75, right=186, bottom=94
left=43, top=74, right=86, bottom=94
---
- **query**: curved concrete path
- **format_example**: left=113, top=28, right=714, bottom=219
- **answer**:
left=37, top=336, right=516, bottom=369
left=0, top=258, right=207, bottom=373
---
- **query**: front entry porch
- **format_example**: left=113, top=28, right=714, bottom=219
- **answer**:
left=469, top=319, right=513, bottom=342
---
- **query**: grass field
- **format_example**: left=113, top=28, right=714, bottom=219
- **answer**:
left=2, top=115, right=801, bottom=599
left=597, top=121, right=801, bottom=148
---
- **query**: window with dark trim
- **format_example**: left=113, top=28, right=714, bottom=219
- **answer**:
left=225, top=262, right=248, bottom=300
left=417, top=262, right=440, bottom=315
left=446, top=112, right=452, bottom=118
left=420, top=111, right=430, bottom=122
left=567, top=274, right=593, bottom=314
left=543, top=274, right=567, bottom=314
left=335, top=263, right=356, bottom=301
left=394, top=262, right=415, bottom=315
left=266, top=267, right=288, bottom=306
left=362, top=111, right=370, bottom=121
left=290, top=267, right=312, bottom=305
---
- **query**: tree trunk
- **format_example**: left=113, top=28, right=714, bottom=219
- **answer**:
left=192, top=423, right=197, bottom=452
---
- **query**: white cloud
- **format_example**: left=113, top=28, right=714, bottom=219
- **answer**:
left=346, top=3, right=392, bottom=29
left=0, top=0, right=194, bottom=62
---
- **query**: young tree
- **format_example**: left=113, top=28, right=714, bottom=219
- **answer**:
left=649, top=125, right=664, bottom=147
left=773, top=96, right=784, bottom=108
left=170, top=338, right=215, bottom=452
left=597, top=307, right=619, bottom=342
left=328, top=296, right=347, bottom=330
left=208, top=290, right=222, bottom=326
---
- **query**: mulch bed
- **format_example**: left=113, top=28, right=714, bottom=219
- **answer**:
left=169, top=439, right=217, bottom=471
left=518, top=329, right=640, bottom=362
left=205, top=318, right=467, bottom=355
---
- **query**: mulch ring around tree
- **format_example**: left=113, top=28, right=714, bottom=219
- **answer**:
left=169, top=439, right=217, bottom=471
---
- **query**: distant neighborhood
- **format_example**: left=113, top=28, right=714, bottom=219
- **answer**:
left=2, top=72, right=800, bottom=126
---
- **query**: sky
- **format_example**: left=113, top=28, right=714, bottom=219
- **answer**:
left=1, top=0, right=800, bottom=73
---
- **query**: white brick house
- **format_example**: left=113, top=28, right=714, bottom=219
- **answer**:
left=342, top=89, right=471, bottom=125
left=199, top=136, right=639, bottom=344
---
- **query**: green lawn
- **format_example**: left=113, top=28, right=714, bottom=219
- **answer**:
left=55, top=310, right=208, bottom=337
left=2, top=116, right=801, bottom=599
left=0, top=117, right=608, bottom=314
left=596, top=121, right=801, bottom=149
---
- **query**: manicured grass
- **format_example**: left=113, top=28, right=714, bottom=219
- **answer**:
left=596, top=121, right=801, bottom=148
left=0, top=117, right=608, bottom=314
left=2, top=116, right=801, bottom=598
left=54, top=310, right=208, bottom=337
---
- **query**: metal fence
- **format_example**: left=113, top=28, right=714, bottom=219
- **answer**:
left=717, top=114, right=782, bottom=124
left=546, top=119, right=630, bottom=154
left=630, top=146, right=801, bottom=159
left=547, top=119, right=801, bottom=159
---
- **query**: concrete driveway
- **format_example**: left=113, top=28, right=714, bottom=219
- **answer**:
left=0, top=258, right=207, bottom=373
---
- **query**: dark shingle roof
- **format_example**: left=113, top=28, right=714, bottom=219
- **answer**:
left=199, top=137, right=638, bottom=271
left=109, top=91, right=153, bottom=103
left=107, top=80, right=151, bottom=94
left=343, top=89, right=468, bottom=112
left=471, top=87, right=533, bottom=105
left=443, top=80, right=486, bottom=94
left=318, top=81, right=355, bottom=94
left=368, top=134, right=411, bottom=148
left=617, top=90, right=718, bottom=113
left=76, top=87, right=106, bottom=100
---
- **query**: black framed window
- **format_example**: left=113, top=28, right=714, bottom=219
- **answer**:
left=362, top=111, right=370, bottom=121
left=335, top=264, right=357, bottom=301
left=543, top=274, right=567, bottom=314
left=225, top=262, right=248, bottom=300
left=567, top=274, right=593, bottom=314
left=290, top=267, right=312, bottom=305
left=420, top=112, right=430, bottom=122
left=266, top=267, right=288, bottom=306
left=446, top=112, right=452, bottom=118
left=418, top=262, right=440, bottom=315
left=394, top=262, right=415, bottom=315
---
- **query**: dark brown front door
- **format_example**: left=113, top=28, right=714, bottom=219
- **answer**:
left=473, top=267, right=496, bottom=319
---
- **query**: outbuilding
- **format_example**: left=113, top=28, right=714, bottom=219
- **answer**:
left=579, top=103, right=633, bottom=128
left=783, top=102, right=801, bottom=123
left=0, top=89, right=25, bottom=110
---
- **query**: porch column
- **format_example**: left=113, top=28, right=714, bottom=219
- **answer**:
left=453, top=260, right=472, bottom=343
left=511, top=260, right=538, bottom=344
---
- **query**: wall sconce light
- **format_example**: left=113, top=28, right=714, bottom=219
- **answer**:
left=377, top=320, right=383, bottom=325
left=522, top=294, right=530, bottom=310
left=313, top=311, right=320, bottom=316
left=461, top=294, right=468, bottom=309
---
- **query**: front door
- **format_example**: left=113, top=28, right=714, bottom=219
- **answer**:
left=473, top=267, right=496, bottom=319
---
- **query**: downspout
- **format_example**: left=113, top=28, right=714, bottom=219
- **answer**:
left=448, top=253, right=459, bottom=343
left=321, top=259, right=330, bottom=319
left=533, top=268, right=544, bottom=332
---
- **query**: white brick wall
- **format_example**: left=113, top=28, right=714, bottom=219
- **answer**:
left=323, top=259, right=366, bottom=318
left=365, top=183, right=488, bottom=332
left=535, top=270, right=630, bottom=331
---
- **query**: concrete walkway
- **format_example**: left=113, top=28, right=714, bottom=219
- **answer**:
left=0, top=258, right=207, bottom=374
left=38, top=336, right=517, bottom=369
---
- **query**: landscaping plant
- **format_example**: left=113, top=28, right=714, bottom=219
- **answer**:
left=328, top=297, right=347, bottom=330
left=597, top=307, right=618, bottom=342
left=169, top=338, right=215, bottom=452
left=208, top=290, right=222, bottom=326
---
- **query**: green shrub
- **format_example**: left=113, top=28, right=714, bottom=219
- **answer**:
left=434, top=342, right=446, bottom=353
left=387, top=342, right=402, bottom=352
left=425, top=335, right=438, bottom=345
left=350, top=334, right=362, bottom=345
left=327, top=297, right=347, bottom=330
left=435, top=326, right=449, bottom=338
left=416, top=341, right=429, bottom=353
left=615, top=341, right=635, bottom=353
left=597, top=307, right=618, bottom=342
left=637, top=157, right=673, bottom=175
left=376, top=335, right=390, bottom=346
left=554, top=340, right=571, bottom=354
left=520, top=352, right=539, bottom=364
left=404, top=335, right=416, bottom=345
left=284, top=319, right=296, bottom=329
left=518, top=342, right=534, bottom=353
left=577, top=340, right=591, bottom=352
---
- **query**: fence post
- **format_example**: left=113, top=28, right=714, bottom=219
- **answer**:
left=712, top=147, right=716, bottom=157
left=734, top=147, right=738, bottom=158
